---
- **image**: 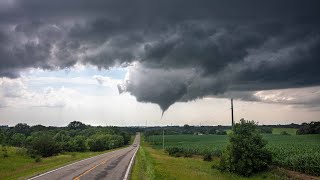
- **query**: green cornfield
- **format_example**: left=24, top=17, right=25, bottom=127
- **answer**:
left=146, top=133, right=320, bottom=176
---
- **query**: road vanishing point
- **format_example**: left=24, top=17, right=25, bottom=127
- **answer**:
left=29, top=133, right=140, bottom=180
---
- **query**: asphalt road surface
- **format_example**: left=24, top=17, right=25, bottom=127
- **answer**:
left=29, top=133, right=140, bottom=180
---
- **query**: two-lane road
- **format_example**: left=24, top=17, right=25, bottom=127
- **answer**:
left=29, top=133, right=140, bottom=180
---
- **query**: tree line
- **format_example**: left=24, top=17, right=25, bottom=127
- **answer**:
left=144, top=125, right=229, bottom=137
left=0, top=121, right=136, bottom=157
left=143, top=121, right=320, bottom=136
left=296, top=121, right=320, bottom=134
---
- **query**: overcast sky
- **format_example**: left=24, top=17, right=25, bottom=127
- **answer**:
left=0, top=0, right=320, bottom=126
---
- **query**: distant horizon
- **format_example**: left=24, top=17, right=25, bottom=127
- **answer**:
left=1, top=120, right=315, bottom=128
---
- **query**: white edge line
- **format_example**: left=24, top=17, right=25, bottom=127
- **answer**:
left=28, top=147, right=128, bottom=180
left=123, top=146, right=139, bottom=180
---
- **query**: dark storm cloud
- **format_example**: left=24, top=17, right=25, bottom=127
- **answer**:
left=1, top=0, right=320, bottom=111
left=121, top=22, right=320, bottom=111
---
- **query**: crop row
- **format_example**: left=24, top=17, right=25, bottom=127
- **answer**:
left=146, top=135, right=320, bottom=176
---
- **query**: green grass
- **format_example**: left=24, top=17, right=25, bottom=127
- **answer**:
left=0, top=142, right=133, bottom=180
left=131, top=137, right=291, bottom=180
left=272, top=128, right=298, bottom=135
left=131, top=140, right=155, bottom=180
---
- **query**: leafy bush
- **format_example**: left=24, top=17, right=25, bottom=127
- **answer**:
left=280, top=131, right=290, bottom=135
left=165, top=145, right=222, bottom=158
left=219, top=119, right=272, bottom=176
left=212, top=149, right=222, bottom=157
left=166, top=147, right=184, bottom=157
left=216, top=130, right=227, bottom=135
left=34, top=156, right=42, bottom=162
left=203, top=152, right=212, bottom=161
left=165, top=147, right=191, bottom=157
left=15, top=147, right=28, bottom=156
left=2, top=146, right=9, bottom=158
left=182, top=149, right=193, bottom=157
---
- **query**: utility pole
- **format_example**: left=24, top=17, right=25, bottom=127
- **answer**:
left=162, top=129, right=165, bottom=151
left=231, top=98, right=234, bottom=126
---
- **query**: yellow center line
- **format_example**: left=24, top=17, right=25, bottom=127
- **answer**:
left=73, top=155, right=115, bottom=180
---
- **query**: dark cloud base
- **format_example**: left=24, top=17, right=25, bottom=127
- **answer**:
left=1, top=0, right=320, bottom=111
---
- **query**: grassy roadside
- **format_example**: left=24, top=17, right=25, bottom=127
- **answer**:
left=130, top=144, right=155, bottom=180
left=131, top=136, right=315, bottom=180
left=0, top=136, right=135, bottom=180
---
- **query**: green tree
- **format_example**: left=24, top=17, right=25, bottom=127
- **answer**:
left=11, top=133, right=26, bottom=147
left=54, top=130, right=71, bottom=142
left=14, top=123, right=31, bottom=135
left=87, top=134, right=110, bottom=151
left=219, top=119, right=272, bottom=176
left=28, top=132, right=60, bottom=157
left=208, top=128, right=217, bottom=134
left=0, top=130, right=4, bottom=145
left=67, top=121, right=87, bottom=130
left=109, top=135, right=124, bottom=149
left=297, top=121, right=320, bottom=134
left=120, top=132, right=131, bottom=145
left=71, top=135, right=87, bottom=152
left=31, top=125, right=47, bottom=132
left=54, top=131, right=72, bottom=152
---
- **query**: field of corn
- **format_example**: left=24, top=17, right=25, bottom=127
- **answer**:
left=146, top=132, right=320, bottom=176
